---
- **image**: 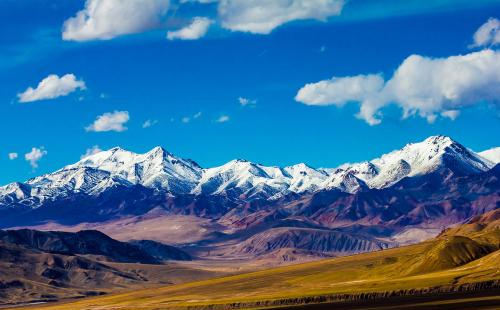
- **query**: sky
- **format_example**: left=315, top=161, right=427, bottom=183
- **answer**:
left=1, top=0, right=500, bottom=185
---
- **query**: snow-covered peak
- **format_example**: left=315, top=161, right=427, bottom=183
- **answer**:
left=478, top=147, right=500, bottom=165
left=325, top=135, right=491, bottom=189
left=72, top=147, right=137, bottom=171
left=65, top=146, right=202, bottom=193
left=373, top=135, right=456, bottom=175
left=284, top=163, right=329, bottom=193
left=194, top=160, right=289, bottom=197
left=324, top=171, right=367, bottom=193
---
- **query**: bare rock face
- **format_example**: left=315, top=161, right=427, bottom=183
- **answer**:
left=0, top=229, right=159, bottom=264
left=129, top=240, right=191, bottom=261
left=230, top=227, right=392, bottom=256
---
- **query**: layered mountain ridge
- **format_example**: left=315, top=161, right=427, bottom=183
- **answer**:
left=0, top=135, right=498, bottom=261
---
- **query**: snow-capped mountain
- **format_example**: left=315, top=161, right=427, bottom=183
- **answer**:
left=325, top=135, right=493, bottom=189
left=0, top=136, right=497, bottom=209
left=193, top=161, right=330, bottom=199
left=65, top=146, right=203, bottom=193
left=193, top=160, right=289, bottom=198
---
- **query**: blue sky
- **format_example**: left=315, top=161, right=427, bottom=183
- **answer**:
left=1, top=0, right=500, bottom=185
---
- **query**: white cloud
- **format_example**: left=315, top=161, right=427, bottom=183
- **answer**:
left=296, top=49, right=500, bottom=125
left=181, top=112, right=202, bottom=123
left=8, top=153, right=18, bottom=160
left=86, top=111, right=130, bottom=132
left=25, top=147, right=47, bottom=169
left=440, top=110, right=460, bottom=121
left=295, top=74, right=384, bottom=106
left=215, top=115, right=230, bottom=123
left=167, top=17, right=213, bottom=40
left=81, top=145, right=103, bottom=159
left=472, top=18, right=500, bottom=48
left=142, top=119, right=159, bottom=128
left=218, top=0, right=344, bottom=34
left=18, top=74, right=86, bottom=103
left=62, top=0, right=346, bottom=41
left=62, top=0, right=170, bottom=41
left=238, top=97, right=257, bottom=106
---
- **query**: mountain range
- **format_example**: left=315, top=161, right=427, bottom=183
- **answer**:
left=0, top=135, right=499, bottom=260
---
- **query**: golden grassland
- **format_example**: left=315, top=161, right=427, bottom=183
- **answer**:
left=19, top=211, right=500, bottom=310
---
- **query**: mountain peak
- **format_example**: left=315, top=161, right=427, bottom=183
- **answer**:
left=146, top=146, right=170, bottom=158
left=402, top=135, right=456, bottom=153
left=288, top=163, right=314, bottom=170
left=423, top=135, right=454, bottom=144
left=149, top=146, right=169, bottom=154
left=109, top=146, right=126, bottom=152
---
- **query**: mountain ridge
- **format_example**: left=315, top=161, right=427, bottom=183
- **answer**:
left=1, top=135, right=497, bottom=210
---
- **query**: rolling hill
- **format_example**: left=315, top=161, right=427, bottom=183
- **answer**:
left=18, top=209, right=500, bottom=310
left=0, top=229, right=205, bottom=306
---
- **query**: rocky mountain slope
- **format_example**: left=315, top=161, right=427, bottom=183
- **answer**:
left=0, top=229, right=195, bottom=305
left=229, top=227, right=391, bottom=257
left=0, top=229, right=189, bottom=264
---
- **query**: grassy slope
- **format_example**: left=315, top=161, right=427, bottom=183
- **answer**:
left=21, top=210, right=500, bottom=310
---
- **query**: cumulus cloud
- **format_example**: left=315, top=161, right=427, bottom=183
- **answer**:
left=238, top=97, right=257, bottom=106
left=167, top=17, right=213, bottom=40
left=142, top=119, right=159, bottom=128
left=81, top=145, right=103, bottom=159
left=8, top=153, right=18, bottom=160
left=296, top=49, right=500, bottom=125
left=18, top=74, right=86, bottom=103
left=472, top=17, right=500, bottom=48
left=25, top=147, right=47, bottom=169
left=296, top=74, right=384, bottom=106
left=218, top=0, right=344, bottom=34
left=86, top=111, right=130, bottom=132
left=62, top=0, right=169, bottom=41
left=193, top=111, right=202, bottom=119
left=215, top=115, right=230, bottom=123
left=62, top=0, right=347, bottom=41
